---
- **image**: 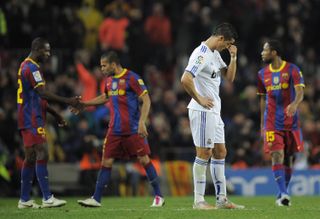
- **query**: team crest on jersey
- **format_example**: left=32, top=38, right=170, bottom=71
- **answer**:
left=273, top=76, right=280, bottom=84
left=196, top=56, right=204, bottom=65
left=282, top=73, right=289, bottom=80
left=112, top=81, right=118, bottom=90
left=32, top=71, right=42, bottom=82
left=119, top=79, right=125, bottom=84
left=207, top=138, right=212, bottom=145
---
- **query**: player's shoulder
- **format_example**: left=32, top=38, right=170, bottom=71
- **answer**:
left=258, top=65, right=269, bottom=75
left=22, top=59, right=39, bottom=72
left=127, top=69, right=142, bottom=80
left=286, top=61, right=301, bottom=72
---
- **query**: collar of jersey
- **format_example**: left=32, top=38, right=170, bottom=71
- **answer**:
left=113, top=68, right=127, bottom=78
left=25, top=57, right=40, bottom=68
left=269, top=61, right=286, bottom=72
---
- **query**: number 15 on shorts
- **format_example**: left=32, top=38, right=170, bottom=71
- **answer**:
left=266, top=131, right=275, bottom=142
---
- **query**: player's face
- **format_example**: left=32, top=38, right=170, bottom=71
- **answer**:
left=261, top=43, right=273, bottom=63
left=216, top=36, right=235, bottom=51
left=38, top=43, right=51, bottom=62
left=100, top=58, right=115, bottom=76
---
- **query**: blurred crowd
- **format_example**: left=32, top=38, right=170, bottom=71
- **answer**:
left=1, top=0, right=320, bottom=190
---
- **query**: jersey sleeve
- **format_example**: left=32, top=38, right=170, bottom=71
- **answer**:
left=291, top=65, right=305, bottom=88
left=217, top=52, right=227, bottom=69
left=25, top=65, right=45, bottom=89
left=129, top=73, right=148, bottom=96
left=257, top=72, right=266, bottom=95
left=185, top=49, right=207, bottom=77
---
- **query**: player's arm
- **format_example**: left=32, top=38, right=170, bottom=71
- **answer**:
left=47, top=105, right=67, bottom=127
left=221, top=45, right=237, bottom=82
left=259, top=95, right=266, bottom=133
left=138, top=92, right=151, bottom=138
left=181, top=71, right=213, bottom=109
left=35, top=86, right=80, bottom=107
left=286, top=86, right=304, bottom=117
left=82, top=93, right=108, bottom=107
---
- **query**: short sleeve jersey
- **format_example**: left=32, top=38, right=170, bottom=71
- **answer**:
left=185, top=42, right=227, bottom=114
left=257, top=61, right=305, bottom=130
left=105, top=68, right=147, bottom=135
left=17, top=58, right=47, bottom=130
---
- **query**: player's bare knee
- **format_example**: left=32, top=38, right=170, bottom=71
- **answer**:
left=196, top=148, right=212, bottom=160
left=102, top=158, right=113, bottom=168
left=24, top=148, right=36, bottom=165
left=138, top=155, right=150, bottom=166
left=271, top=151, right=284, bottom=164
left=212, top=147, right=227, bottom=159
left=35, top=148, right=48, bottom=160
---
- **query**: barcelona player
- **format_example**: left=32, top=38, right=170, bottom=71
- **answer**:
left=257, top=39, right=305, bottom=206
left=17, top=37, right=80, bottom=208
left=77, top=51, right=164, bottom=207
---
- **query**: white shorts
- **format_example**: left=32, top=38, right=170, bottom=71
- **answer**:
left=188, top=109, right=225, bottom=148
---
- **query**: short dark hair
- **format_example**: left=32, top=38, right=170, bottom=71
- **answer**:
left=101, top=51, right=120, bottom=65
left=212, top=23, right=238, bottom=40
left=266, top=39, right=283, bottom=57
left=31, top=37, right=48, bottom=51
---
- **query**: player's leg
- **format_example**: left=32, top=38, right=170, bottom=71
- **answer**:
left=211, top=115, right=244, bottom=209
left=78, top=135, right=118, bottom=207
left=283, top=155, right=293, bottom=192
left=189, top=110, right=215, bottom=210
left=18, top=145, right=38, bottom=209
left=138, top=155, right=164, bottom=207
left=91, top=158, right=113, bottom=204
left=211, top=143, right=227, bottom=200
left=34, top=143, right=66, bottom=207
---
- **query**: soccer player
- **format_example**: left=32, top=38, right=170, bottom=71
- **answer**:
left=17, top=37, right=81, bottom=208
left=181, top=23, right=244, bottom=210
left=257, top=39, right=304, bottom=206
left=77, top=51, right=164, bottom=207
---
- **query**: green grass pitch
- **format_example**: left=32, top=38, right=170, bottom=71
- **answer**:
left=1, top=196, right=319, bottom=219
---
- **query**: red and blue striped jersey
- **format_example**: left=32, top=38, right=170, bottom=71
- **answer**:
left=257, top=61, right=305, bottom=131
left=17, top=58, right=47, bottom=130
left=105, top=68, right=147, bottom=135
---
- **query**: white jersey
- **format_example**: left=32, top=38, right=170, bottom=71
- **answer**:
left=185, top=42, right=227, bottom=114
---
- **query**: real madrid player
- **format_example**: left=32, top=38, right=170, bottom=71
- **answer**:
left=181, top=23, right=244, bottom=210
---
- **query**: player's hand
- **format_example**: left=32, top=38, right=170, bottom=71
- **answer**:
left=56, top=115, right=67, bottom=127
left=286, top=103, right=298, bottom=117
left=198, top=96, right=214, bottom=109
left=138, top=122, right=148, bottom=138
left=68, top=96, right=82, bottom=108
left=227, top=45, right=237, bottom=59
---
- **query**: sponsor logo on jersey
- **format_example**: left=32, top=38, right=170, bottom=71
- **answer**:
left=119, top=79, right=126, bottom=84
left=207, top=138, right=212, bottom=145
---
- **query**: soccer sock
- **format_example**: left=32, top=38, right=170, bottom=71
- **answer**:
left=272, top=164, right=287, bottom=195
left=144, top=162, right=162, bottom=197
left=35, top=160, right=52, bottom=200
left=285, top=167, right=292, bottom=190
left=20, top=161, right=35, bottom=201
left=210, top=158, right=227, bottom=201
left=93, top=167, right=112, bottom=202
left=193, top=157, right=208, bottom=203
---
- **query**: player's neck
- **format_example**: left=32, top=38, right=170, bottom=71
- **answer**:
left=28, top=53, right=39, bottom=64
left=271, top=57, right=283, bottom=69
left=204, top=36, right=216, bottom=51
left=114, top=66, right=124, bottom=75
